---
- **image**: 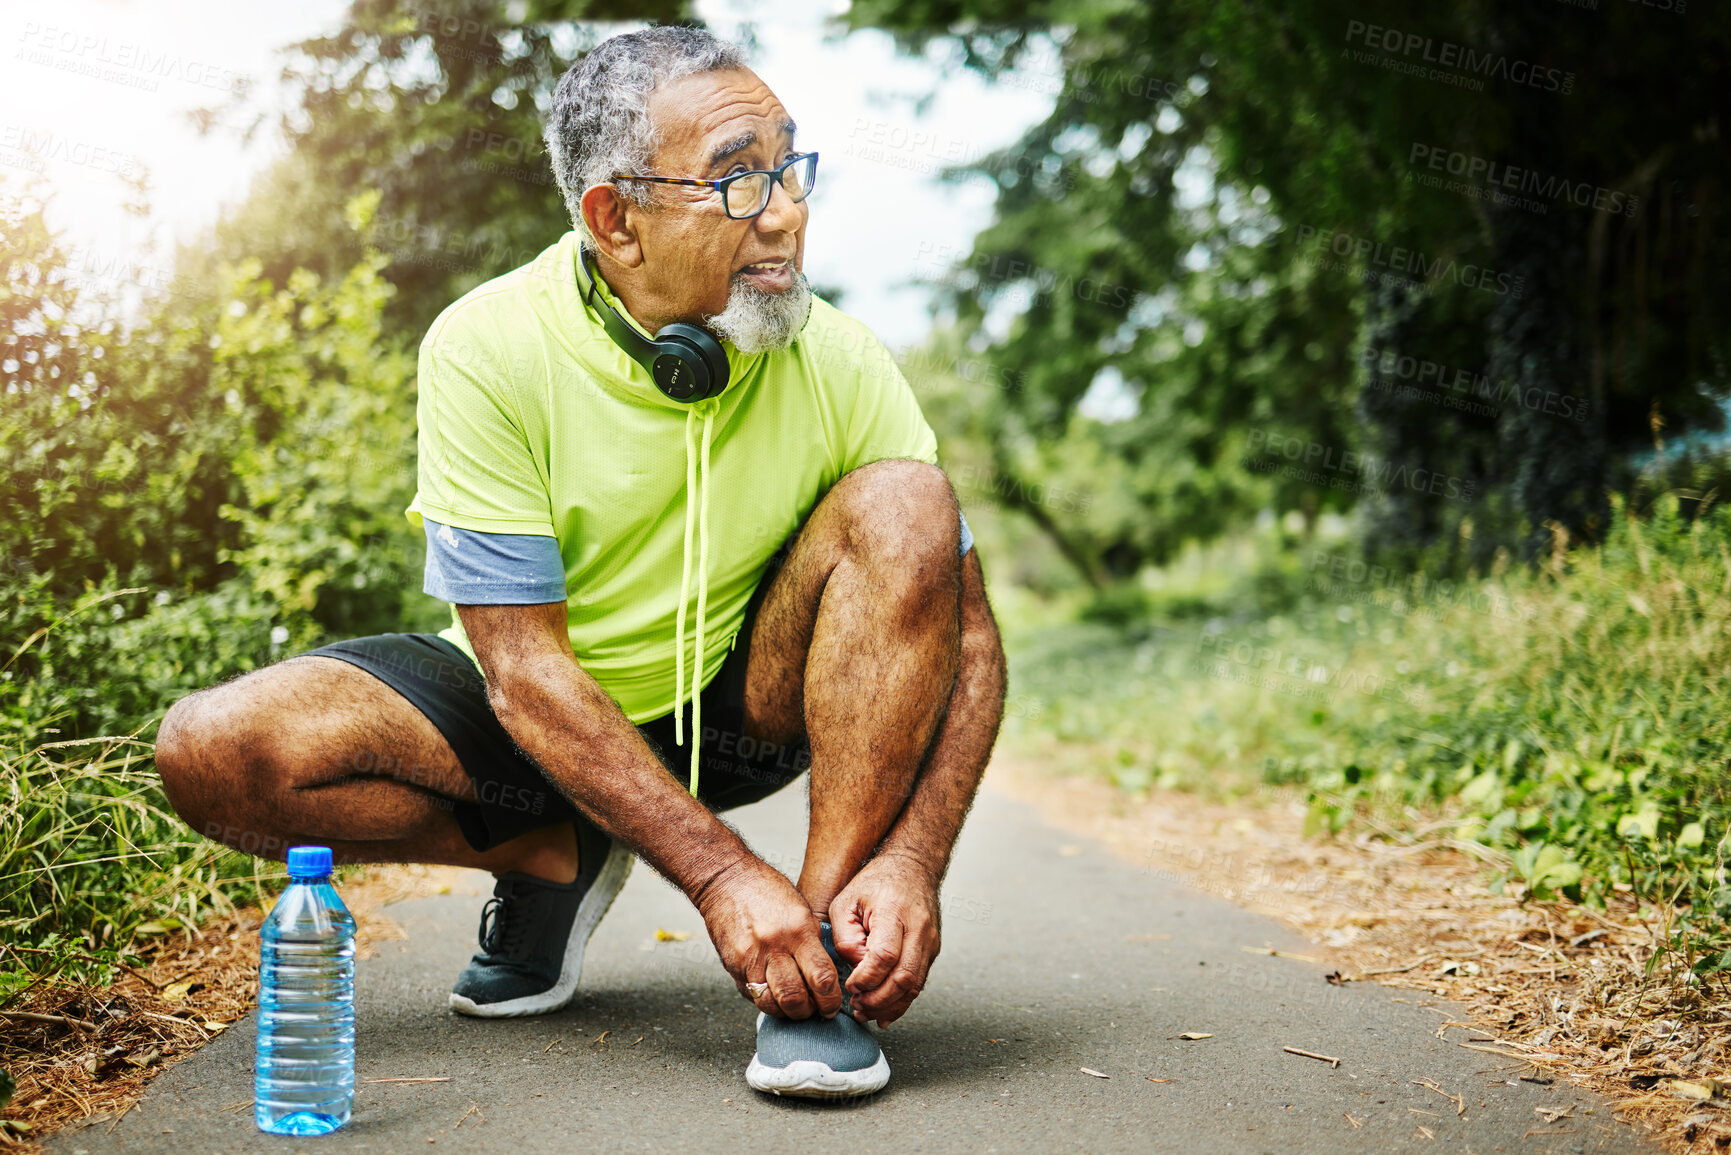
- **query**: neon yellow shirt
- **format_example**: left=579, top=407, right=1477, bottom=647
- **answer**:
left=406, top=230, right=939, bottom=728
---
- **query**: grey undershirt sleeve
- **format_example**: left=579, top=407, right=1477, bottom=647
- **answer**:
left=422, top=518, right=567, bottom=604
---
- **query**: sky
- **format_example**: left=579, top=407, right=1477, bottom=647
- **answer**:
left=0, top=0, right=1056, bottom=347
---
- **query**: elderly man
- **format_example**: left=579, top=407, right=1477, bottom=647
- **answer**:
left=153, top=25, right=1006, bottom=1099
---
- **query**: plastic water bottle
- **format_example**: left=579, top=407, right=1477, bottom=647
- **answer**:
left=255, top=846, right=356, bottom=1136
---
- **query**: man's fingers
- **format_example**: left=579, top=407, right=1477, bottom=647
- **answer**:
left=845, top=913, right=904, bottom=993
left=765, top=953, right=812, bottom=1020
left=848, top=955, right=927, bottom=1032
left=852, top=959, right=926, bottom=1023
left=738, top=967, right=777, bottom=1014
left=794, top=936, right=844, bottom=1018
left=829, top=900, right=868, bottom=965
left=860, top=990, right=917, bottom=1028
left=852, top=920, right=938, bottom=1025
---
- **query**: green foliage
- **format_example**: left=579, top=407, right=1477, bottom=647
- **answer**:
left=1367, top=493, right=1731, bottom=913
left=851, top=0, right=1731, bottom=571
left=205, top=248, right=426, bottom=644
left=186, top=0, right=689, bottom=340
left=1, top=186, right=440, bottom=965
left=0, top=590, right=277, bottom=966
left=1005, top=490, right=1731, bottom=956
left=3, top=187, right=439, bottom=738
left=0, top=719, right=272, bottom=964
left=2, top=192, right=240, bottom=602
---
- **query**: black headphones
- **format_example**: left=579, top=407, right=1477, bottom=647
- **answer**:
left=575, top=242, right=729, bottom=402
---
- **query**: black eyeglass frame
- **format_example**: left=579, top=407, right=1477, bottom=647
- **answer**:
left=608, top=151, right=819, bottom=220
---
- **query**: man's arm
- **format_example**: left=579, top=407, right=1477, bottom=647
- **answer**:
left=458, top=601, right=844, bottom=1020
left=878, top=548, right=1005, bottom=880
left=829, top=547, right=1007, bottom=1025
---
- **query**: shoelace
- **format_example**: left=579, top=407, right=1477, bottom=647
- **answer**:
left=673, top=399, right=718, bottom=799
left=821, top=922, right=855, bottom=1015
left=476, top=890, right=535, bottom=961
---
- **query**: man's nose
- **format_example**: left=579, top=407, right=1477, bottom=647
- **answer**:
left=755, top=176, right=805, bottom=233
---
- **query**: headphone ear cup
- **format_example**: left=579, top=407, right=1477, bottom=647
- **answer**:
left=656, top=323, right=730, bottom=400
left=646, top=335, right=710, bottom=401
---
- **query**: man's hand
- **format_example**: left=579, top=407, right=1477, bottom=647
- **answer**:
left=828, top=852, right=941, bottom=1027
left=695, top=856, right=843, bottom=1022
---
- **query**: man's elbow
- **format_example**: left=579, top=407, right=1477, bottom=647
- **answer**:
left=478, top=649, right=565, bottom=735
left=481, top=666, right=535, bottom=740
left=458, top=602, right=574, bottom=726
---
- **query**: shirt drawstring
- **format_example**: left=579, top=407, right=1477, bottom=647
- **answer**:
left=673, top=400, right=718, bottom=797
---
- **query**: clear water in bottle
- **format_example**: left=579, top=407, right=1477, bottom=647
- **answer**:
left=255, top=845, right=356, bottom=1136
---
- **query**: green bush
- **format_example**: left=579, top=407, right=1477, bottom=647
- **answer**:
left=1007, top=493, right=1731, bottom=968
left=4, top=188, right=439, bottom=731
left=1, top=188, right=440, bottom=968
left=0, top=671, right=271, bottom=981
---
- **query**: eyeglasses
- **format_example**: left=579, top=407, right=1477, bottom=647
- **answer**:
left=610, top=151, right=819, bottom=221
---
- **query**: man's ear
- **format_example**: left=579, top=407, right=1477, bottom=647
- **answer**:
left=581, top=183, right=644, bottom=269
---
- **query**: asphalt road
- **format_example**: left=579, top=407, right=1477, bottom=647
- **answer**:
left=52, top=777, right=1652, bottom=1154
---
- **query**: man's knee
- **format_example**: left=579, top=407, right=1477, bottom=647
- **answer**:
left=154, top=692, right=223, bottom=832
left=826, top=459, right=961, bottom=586
left=155, top=683, right=284, bottom=838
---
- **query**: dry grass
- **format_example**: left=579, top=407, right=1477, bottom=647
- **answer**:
left=0, top=863, right=454, bottom=1151
left=993, top=759, right=1731, bottom=1152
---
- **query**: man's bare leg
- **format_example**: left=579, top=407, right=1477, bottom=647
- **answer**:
left=742, top=458, right=970, bottom=916
left=828, top=542, right=1006, bottom=1024
left=154, top=656, right=579, bottom=882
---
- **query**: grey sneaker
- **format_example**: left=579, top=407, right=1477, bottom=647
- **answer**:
left=745, top=921, right=891, bottom=1098
left=448, top=820, right=633, bottom=1018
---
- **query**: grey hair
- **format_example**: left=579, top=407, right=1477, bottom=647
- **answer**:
left=544, top=26, right=751, bottom=248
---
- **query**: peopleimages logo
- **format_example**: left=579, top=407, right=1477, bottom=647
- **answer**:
left=1294, top=225, right=1525, bottom=299
left=1361, top=346, right=1590, bottom=423
left=913, top=240, right=1145, bottom=312
left=952, top=463, right=1093, bottom=514
left=15, top=22, right=245, bottom=93
left=0, top=124, right=141, bottom=177
left=1244, top=428, right=1477, bottom=502
left=1408, top=144, right=1639, bottom=218
left=1306, top=550, right=1537, bottom=623
left=1193, top=632, right=1423, bottom=707
left=849, top=118, right=992, bottom=167
left=1343, top=20, right=1576, bottom=94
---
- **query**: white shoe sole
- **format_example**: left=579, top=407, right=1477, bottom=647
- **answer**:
left=745, top=1051, right=891, bottom=1099
left=745, top=1012, right=891, bottom=1099
left=448, top=842, right=635, bottom=1018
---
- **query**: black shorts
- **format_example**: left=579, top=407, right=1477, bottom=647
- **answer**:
left=301, top=568, right=809, bottom=852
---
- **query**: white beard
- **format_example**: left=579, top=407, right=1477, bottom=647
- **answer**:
left=703, top=267, right=813, bottom=354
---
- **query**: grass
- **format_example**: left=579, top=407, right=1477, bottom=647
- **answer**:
left=1000, top=491, right=1731, bottom=984
left=0, top=724, right=281, bottom=997
left=0, top=730, right=276, bottom=970
left=0, top=590, right=283, bottom=995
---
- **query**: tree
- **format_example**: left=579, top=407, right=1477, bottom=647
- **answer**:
left=185, top=0, right=690, bottom=340
left=2, top=185, right=434, bottom=736
left=848, top=0, right=1730, bottom=574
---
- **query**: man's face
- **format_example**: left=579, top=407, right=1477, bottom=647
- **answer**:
left=594, top=68, right=810, bottom=344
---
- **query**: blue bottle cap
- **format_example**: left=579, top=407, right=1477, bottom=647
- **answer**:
left=286, top=845, right=334, bottom=879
